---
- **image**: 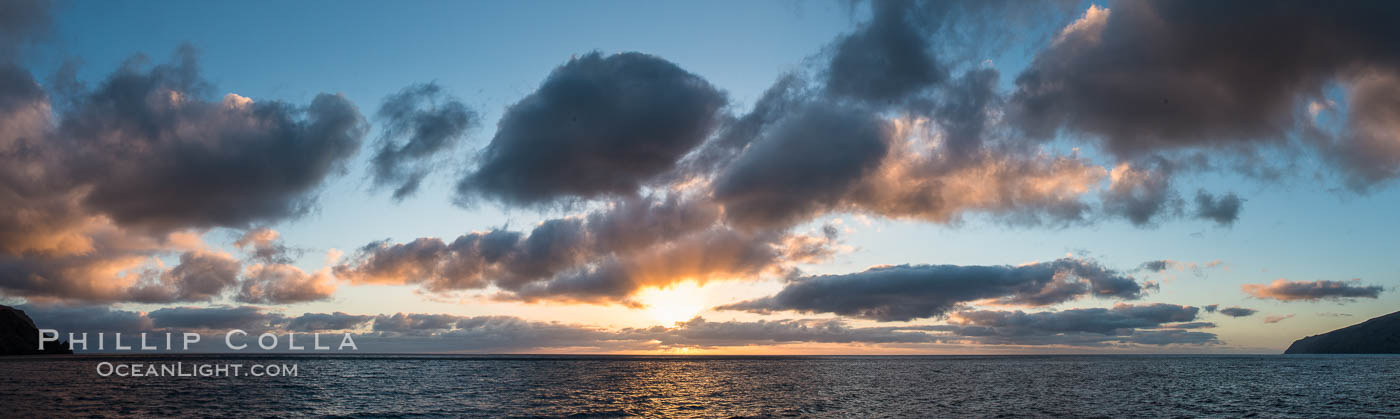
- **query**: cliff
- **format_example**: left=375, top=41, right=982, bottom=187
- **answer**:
left=0, top=305, right=73, bottom=355
left=1284, top=310, right=1400, bottom=354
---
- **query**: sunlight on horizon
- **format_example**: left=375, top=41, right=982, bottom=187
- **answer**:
left=637, top=281, right=707, bottom=325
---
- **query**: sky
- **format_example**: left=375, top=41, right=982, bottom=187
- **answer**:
left=1, top=0, right=1397, bottom=354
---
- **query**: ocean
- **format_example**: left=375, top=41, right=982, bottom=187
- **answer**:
left=2, top=355, right=1397, bottom=417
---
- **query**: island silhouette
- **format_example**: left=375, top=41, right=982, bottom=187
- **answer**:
left=0, top=305, right=73, bottom=356
left=1285, top=310, right=1400, bottom=354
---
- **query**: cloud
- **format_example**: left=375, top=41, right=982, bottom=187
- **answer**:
left=1053, top=4, right=1109, bottom=45
left=372, top=312, right=467, bottom=335
left=230, top=228, right=337, bottom=304
left=823, top=0, right=945, bottom=103
left=146, top=306, right=279, bottom=331
left=713, top=102, right=891, bottom=228
left=1264, top=314, right=1295, bottom=324
left=336, top=194, right=834, bottom=304
left=54, top=46, right=367, bottom=233
left=1193, top=190, right=1243, bottom=226
left=625, top=317, right=937, bottom=347
left=1139, top=260, right=1170, bottom=272
left=282, top=312, right=372, bottom=332
left=1166, top=322, right=1215, bottom=330
left=0, top=0, right=50, bottom=61
left=1242, top=279, right=1384, bottom=302
left=1102, top=160, right=1181, bottom=226
left=370, top=82, right=477, bottom=200
left=1217, top=307, right=1258, bottom=318
left=1334, top=70, right=1400, bottom=190
left=1135, top=259, right=1226, bottom=280
left=846, top=136, right=1106, bottom=226
left=234, top=228, right=292, bottom=264
left=441, top=4, right=1236, bottom=236
left=718, top=257, right=1150, bottom=322
left=126, top=251, right=241, bottom=303
left=665, top=3, right=1257, bottom=230
left=456, top=52, right=726, bottom=206
left=445, top=6, right=1113, bottom=233
left=0, top=232, right=241, bottom=303
left=821, top=0, right=1072, bottom=105
left=930, top=68, right=1000, bottom=159
left=953, top=303, right=1199, bottom=334
left=19, top=304, right=373, bottom=334
left=708, top=71, right=1105, bottom=230
left=0, top=41, right=366, bottom=303
left=934, top=303, right=1217, bottom=346
left=15, top=303, right=153, bottom=333
left=14, top=303, right=1218, bottom=352
left=667, top=74, right=805, bottom=181
left=236, top=263, right=337, bottom=304
left=1010, top=1, right=1400, bottom=188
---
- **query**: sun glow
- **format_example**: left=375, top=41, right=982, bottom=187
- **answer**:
left=637, top=281, right=707, bottom=325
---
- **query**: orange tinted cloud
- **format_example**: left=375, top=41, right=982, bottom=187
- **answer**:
left=1242, top=279, right=1384, bottom=301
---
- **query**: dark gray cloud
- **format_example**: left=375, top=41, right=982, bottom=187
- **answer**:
left=1243, top=279, right=1385, bottom=302
left=0, top=0, right=50, bottom=61
left=282, top=312, right=372, bottom=332
left=1193, top=190, right=1243, bottom=226
left=1166, top=322, right=1215, bottom=329
left=370, top=82, right=477, bottom=200
left=714, top=102, right=891, bottom=228
left=718, top=258, right=1150, bottom=322
left=821, top=0, right=1073, bottom=106
left=373, top=312, right=465, bottom=335
left=54, top=46, right=367, bottom=233
left=824, top=0, right=945, bottom=103
left=668, top=74, right=806, bottom=181
left=931, top=68, right=1001, bottom=159
left=624, top=317, right=937, bottom=347
left=16, top=303, right=153, bottom=333
left=1139, top=260, right=1170, bottom=272
left=954, top=303, right=1199, bottom=334
left=456, top=52, right=726, bottom=206
left=1101, top=158, right=1182, bottom=226
left=1334, top=71, right=1400, bottom=190
left=1133, top=259, right=1225, bottom=279
left=1010, top=1, right=1400, bottom=188
left=934, top=303, right=1217, bottom=346
left=147, top=306, right=278, bottom=331
left=1218, top=307, right=1258, bottom=318
left=0, top=63, right=44, bottom=116
left=1203, top=304, right=1218, bottom=313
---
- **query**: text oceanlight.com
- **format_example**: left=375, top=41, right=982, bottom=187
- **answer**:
left=95, top=362, right=299, bottom=377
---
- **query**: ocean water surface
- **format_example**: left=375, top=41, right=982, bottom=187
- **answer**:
left=2, top=355, right=1398, bottom=417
